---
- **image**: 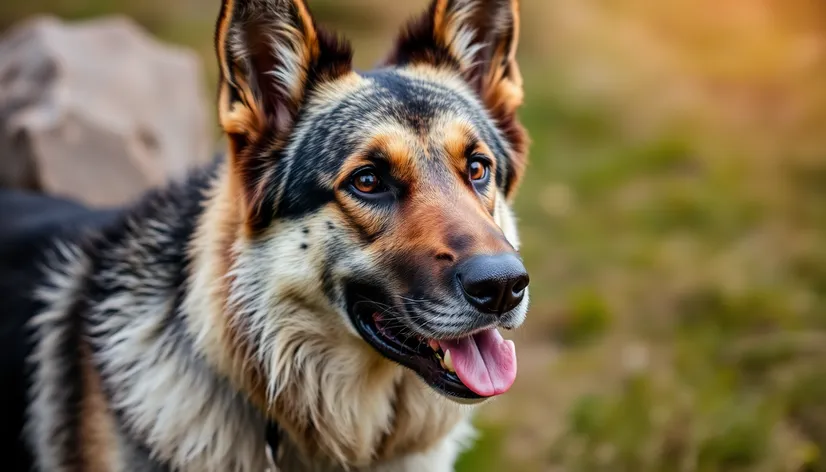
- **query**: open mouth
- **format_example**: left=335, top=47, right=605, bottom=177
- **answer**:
left=346, top=283, right=517, bottom=401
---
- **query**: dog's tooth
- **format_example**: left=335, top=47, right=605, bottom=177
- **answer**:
left=429, top=340, right=439, bottom=352
left=443, top=349, right=455, bottom=373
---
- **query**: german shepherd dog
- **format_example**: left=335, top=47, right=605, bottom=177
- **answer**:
left=0, top=0, right=530, bottom=470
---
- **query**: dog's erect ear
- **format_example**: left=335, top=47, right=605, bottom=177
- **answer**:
left=215, top=0, right=352, bottom=228
left=216, top=0, right=352, bottom=141
left=386, top=0, right=527, bottom=198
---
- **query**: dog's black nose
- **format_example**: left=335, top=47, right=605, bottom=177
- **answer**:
left=457, top=254, right=529, bottom=316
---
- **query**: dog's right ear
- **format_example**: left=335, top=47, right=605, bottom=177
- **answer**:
left=385, top=0, right=527, bottom=200
left=215, top=0, right=352, bottom=229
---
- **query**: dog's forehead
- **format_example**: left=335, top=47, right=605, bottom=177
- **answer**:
left=274, top=69, right=509, bottom=218
left=300, top=70, right=506, bottom=155
left=358, top=70, right=477, bottom=131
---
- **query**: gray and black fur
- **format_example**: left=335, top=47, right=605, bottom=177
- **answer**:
left=0, top=0, right=531, bottom=470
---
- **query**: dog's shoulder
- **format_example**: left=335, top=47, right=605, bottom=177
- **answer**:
left=0, top=188, right=122, bottom=472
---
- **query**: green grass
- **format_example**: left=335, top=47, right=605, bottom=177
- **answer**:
left=456, top=421, right=509, bottom=472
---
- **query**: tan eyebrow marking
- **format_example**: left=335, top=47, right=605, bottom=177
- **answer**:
left=334, top=125, right=421, bottom=190
left=440, top=120, right=497, bottom=177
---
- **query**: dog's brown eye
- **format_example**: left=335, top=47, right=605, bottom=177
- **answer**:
left=468, top=158, right=489, bottom=182
left=352, top=169, right=381, bottom=194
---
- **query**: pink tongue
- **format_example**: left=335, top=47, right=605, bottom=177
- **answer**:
left=438, top=329, right=517, bottom=397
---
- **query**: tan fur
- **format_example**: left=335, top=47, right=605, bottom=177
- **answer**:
left=215, top=0, right=235, bottom=85
left=79, top=342, right=119, bottom=472
left=375, top=371, right=468, bottom=460
left=432, top=0, right=449, bottom=44
left=333, top=124, right=421, bottom=187
left=437, top=119, right=498, bottom=212
left=481, top=0, right=523, bottom=115
left=440, top=121, right=472, bottom=172
left=306, top=72, right=364, bottom=109
left=184, top=164, right=270, bottom=408
left=218, top=81, right=266, bottom=147
left=265, top=325, right=466, bottom=467
left=376, top=187, right=508, bottom=265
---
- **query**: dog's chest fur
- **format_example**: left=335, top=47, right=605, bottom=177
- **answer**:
left=25, top=171, right=474, bottom=472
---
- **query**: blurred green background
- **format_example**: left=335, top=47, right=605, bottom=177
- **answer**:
left=4, top=0, right=826, bottom=470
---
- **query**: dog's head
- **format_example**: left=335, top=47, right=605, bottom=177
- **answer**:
left=214, top=0, right=529, bottom=403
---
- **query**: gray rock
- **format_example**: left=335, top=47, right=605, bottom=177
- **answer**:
left=0, top=16, right=211, bottom=207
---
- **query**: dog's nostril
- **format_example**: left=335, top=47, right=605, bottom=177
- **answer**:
left=465, top=278, right=498, bottom=298
left=511, top=275, right=529, bottom=296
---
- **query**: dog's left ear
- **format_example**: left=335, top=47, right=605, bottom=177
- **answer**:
left=215, top=0, right=352, bottom=230
left=386, top=0, right=527, bottom=197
